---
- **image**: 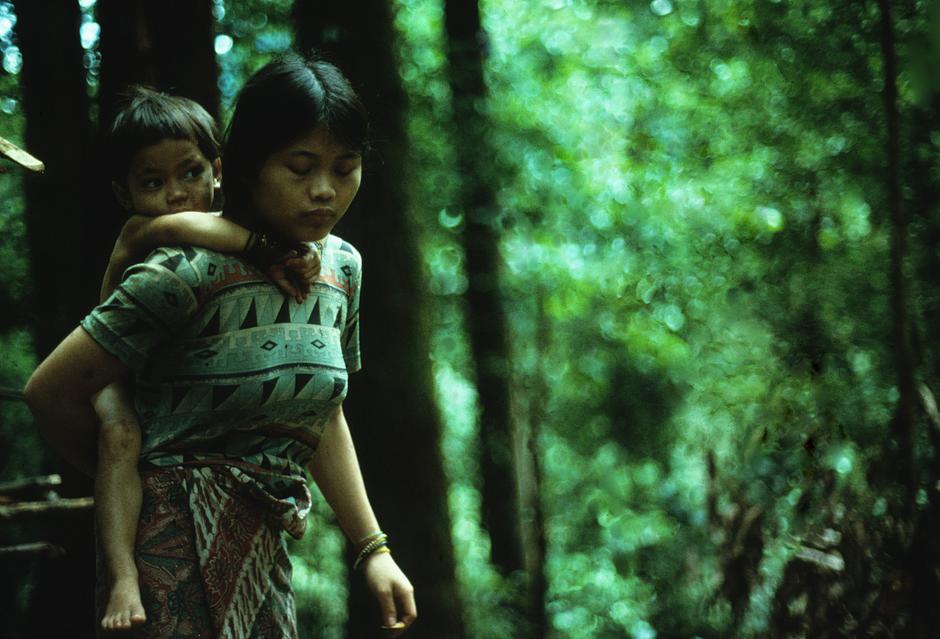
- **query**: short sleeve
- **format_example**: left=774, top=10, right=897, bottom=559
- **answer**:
left=81, top=247, right=201, bottom=371
left=341, top=248, right=361, bottom=374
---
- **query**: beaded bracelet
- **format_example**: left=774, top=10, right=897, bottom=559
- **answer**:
left=353, top=532, right=390, bottom=571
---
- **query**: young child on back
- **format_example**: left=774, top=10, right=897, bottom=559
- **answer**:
left=95, top=87, right=318, bottom=632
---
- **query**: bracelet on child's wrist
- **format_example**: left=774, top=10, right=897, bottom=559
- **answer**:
left=244, top=230, right=278, bottom=263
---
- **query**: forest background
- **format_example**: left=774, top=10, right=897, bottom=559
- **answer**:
left=0, top=0, right=937, bottom=638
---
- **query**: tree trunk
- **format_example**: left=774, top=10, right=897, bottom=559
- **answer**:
left=877, top=0, right=917, bottom=502
left=293, top=4, right=466, bottom=639
left=15, top=0, right=96, bottom=358
left=442, top=0, right=525, bottom=582
left=514, top=287, right=549, bottom=638
left=96, top=0, right=218, bottom=128
left=15, top=5, right=97, bottom=637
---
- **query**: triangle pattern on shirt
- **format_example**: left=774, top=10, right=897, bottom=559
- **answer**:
left=275, top=299, right=292, bottom=324
left=170, top=386, right=189, bottom=413
left=260, top=378, right=278, bottom=406
left=294, top=373, right=313, bottom=398
left=307, top=297, right=321, bottom=326
left=211, top=384, right=239, bottom=409
left=159, top=253, right=184, bottom=274
left=240, top=300, right=258, bottom=329
left=198, top=307, right=221, bottom=337
left=344, top=318, right=358, bottom=349
left=329, top=377, right=346, bottom=400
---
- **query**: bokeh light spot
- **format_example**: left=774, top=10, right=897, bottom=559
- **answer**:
left=214, top=34, right=234, bottom=55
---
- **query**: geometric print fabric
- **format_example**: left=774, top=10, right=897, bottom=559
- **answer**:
left=81, top=234, right=362, bottom=531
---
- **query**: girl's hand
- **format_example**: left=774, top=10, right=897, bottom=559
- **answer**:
left=266, top=246, right=321, bottom=303
left=362, top=552, right=417, bottom=637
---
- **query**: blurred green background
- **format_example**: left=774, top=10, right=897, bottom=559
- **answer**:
left=1, top=0, right=939, bottom=637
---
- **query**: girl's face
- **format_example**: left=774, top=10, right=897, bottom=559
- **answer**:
left=251, top=126, right=362, bottom=243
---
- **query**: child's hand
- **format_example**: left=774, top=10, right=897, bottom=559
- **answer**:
left=267, top=245, right=321, bottom=303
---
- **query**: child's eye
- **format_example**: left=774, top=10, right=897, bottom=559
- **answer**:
left=183, top=165, right=205, bottom=180
left=140, top=178, right=162, bottom=189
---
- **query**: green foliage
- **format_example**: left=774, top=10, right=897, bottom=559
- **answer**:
left=398, top=0, right=939, bottom=636
left=215, top=0, right=295, bottom=115
left=0, top=54, right=39, bottom=483
left=2, top=0, right=937, bottom=636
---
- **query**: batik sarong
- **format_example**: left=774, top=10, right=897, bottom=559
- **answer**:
left=98, top=466, right=300, bottom=639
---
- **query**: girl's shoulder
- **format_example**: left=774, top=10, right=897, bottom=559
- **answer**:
left=322, top=234, right=361, bottom=275
left=322, top=234, right=360, bottom=261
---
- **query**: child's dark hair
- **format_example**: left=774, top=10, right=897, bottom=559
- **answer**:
left=222, top=52, right=369, bottom=226
left=108, top=86, right=220, bottom=184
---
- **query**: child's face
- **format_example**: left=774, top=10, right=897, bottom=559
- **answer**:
left=250, top=126, right=362, bottom=243
left=116, top=138, right=220, bottom=216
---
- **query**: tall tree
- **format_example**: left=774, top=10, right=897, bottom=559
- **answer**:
left=877, top=0, right=917, bottom=502
left=96, top=0, right=218, bottom=128
left=15, top=0, right=95, bottom=358
left=293, top=3, right=466, bottom=638
left=442, top=0, right=525, bottom=584
left=14, top=4, right=97, bottom=636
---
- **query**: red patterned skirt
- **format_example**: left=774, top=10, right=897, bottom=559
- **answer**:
left=97, top=466, right=298, bottom=638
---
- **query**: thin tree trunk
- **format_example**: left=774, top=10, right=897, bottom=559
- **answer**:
left=442, top=0, right=525, bottom=582
left=515, top=287, right=549, bottom=638
left=877, top=0, right=917, bottom=502
left=15, top=0, right=95, bottom=358
left=294, top=4, right=466, bottom=638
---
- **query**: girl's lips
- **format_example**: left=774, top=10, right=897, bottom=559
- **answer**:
left=301, top=209, right=335, bottom=222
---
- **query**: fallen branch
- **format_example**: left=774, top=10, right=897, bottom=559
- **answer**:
left=0, top=497, right=93, bottom=521
left=0, top=474, right=61, bottom=499
left=0, top=135, right=43, bottom=172
left=0, top=542, right=65, bottom=559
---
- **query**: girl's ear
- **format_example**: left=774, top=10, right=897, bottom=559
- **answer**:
left=212, top=158, right=222, bottom=188
left=111, top=181, right=133, bottom=211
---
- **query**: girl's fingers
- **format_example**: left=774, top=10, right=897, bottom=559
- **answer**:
left=376, top=588, right=398, bottom=633
left=393, top=583, right=417, bottom=636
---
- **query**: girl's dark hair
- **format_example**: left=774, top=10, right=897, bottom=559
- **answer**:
left=108, top=86, right=220, bottom=184
left=222, top=53, right=369, bottom=226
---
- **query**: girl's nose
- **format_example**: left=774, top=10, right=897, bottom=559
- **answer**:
left=308, top=173, right=335, bottom=201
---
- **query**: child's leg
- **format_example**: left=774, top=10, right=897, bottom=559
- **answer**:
left=95, top=416, right=146, bottom=631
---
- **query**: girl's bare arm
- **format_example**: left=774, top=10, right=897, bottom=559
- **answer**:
left=307, top=405, right=417, bottom=636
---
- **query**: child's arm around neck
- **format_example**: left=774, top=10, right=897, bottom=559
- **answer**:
left=100, top=211, right=251, bottom=301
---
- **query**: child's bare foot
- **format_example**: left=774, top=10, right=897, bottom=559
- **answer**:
left=101, top=576, right=146, bottom=632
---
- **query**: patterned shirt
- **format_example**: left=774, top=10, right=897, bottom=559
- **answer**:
left=81, top=235, right=361, bottom=535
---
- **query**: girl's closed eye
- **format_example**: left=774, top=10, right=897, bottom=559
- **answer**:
left=334, top=162, right=360, bottom=177
left=287, top=161, right=313, bottom=176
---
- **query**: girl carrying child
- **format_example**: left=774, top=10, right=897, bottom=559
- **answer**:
left=95, top=86, right=319, bottom=631
left=27, top=53, right=417, bottom=637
